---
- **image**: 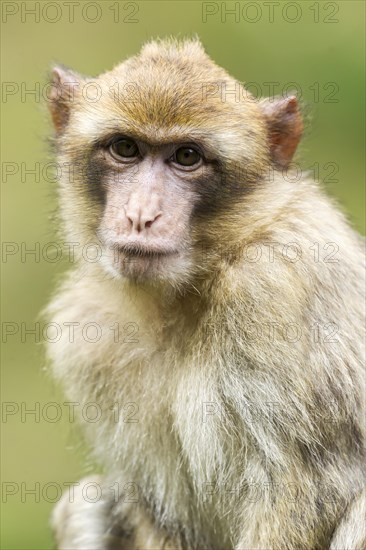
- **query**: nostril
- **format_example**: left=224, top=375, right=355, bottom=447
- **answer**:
left=144, top=212, right=162, bottom=230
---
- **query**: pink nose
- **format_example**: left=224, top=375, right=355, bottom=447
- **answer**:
left=125, top=209, right=162, bottom=232
left=124, top=192, right=162, bottom=233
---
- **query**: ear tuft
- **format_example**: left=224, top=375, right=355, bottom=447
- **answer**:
left=48, top=66, right=82, bottom=134
left=260, top=95, right=303, bottom=169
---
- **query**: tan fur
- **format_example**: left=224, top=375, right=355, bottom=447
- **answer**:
left=46, top=38, right=365, bottom=549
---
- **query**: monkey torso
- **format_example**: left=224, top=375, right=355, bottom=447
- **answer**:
left=46, top=176, right=365, bottom=550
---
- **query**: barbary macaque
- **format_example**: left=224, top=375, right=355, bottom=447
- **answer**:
left=46, top=39, right=365, bottom=549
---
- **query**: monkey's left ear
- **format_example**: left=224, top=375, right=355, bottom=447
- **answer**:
left=48, top=66, right=83, bottom=134
left=260, top=96, right=303, bottom=169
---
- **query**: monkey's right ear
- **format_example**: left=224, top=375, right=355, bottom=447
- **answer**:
left=48, top=66, right=83, bottom=134
left=259, top=96, right=303, bottom=169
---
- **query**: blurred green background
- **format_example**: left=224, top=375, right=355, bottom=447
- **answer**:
left=1, top=1, right=365, bottom=548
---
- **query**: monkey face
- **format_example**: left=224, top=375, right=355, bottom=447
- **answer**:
left=94, top=137, right=217, bottom=283
left=60, top=124, right=260, bottom=285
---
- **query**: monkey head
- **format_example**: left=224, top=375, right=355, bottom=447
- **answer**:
left=48, top=39, right=302, bottom=287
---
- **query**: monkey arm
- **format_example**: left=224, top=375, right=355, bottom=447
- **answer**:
left=51, top=475, right=127, bottom=549
left=52, top=475, right=180, bottom=550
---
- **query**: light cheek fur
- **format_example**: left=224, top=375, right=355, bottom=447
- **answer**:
left=46, top=38, right=365, bottom=549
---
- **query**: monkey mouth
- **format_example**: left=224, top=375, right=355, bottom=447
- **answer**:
left=104, top=241, right=186, bottom=283
left=113, top=243, right=180, bottom=259
left=101, top=238, right=187, bottom=281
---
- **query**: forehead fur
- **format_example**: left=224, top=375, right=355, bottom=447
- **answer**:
left=99, top=37, right=247, bottom=129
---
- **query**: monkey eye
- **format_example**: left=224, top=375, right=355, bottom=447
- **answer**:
left=109, top=138, right=139, bottom=161
left=173, top=147, right=202, bottom=168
